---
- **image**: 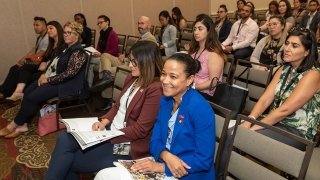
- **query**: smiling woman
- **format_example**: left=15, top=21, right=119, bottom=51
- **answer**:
left=243, top=28, right=320, bottom=147
left=95, top=53, right=216, bottom=180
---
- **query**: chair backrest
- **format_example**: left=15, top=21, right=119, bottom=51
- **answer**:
left=124, top=35, right=140, bottom=56
left=186, top=21, right=194, bottom=29
left=90, top=29, right=96, bottom=47
left=225, top=114, right=314, bottom=180
left=112, top=66, right=131, bottom=102
left=209, top=102, right=232, bottom=172
left=222, top=58, right=235, bottom=83
left=233, top=60, right=274, bottom=114
left=179, top=29, right=193, bottom=51
left=153, top=26, right=162, bottom=40
left=117, top=34, right=127, bottom=54
left=305, top=147, right=320, bottom=180
left=84, top=50, right=93, bottom=87
left=150, top=25, right=155, bottom=35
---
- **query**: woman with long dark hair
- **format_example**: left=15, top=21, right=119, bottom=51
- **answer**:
left=172, top=7, right=187, bottom=32
left=46, top=41, right=163, bottom=180
left=159, top=10, right=177, bottom=56
left=189, top=14, right=225, bottom=98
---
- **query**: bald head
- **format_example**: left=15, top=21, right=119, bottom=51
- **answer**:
left=138, top=16, right=151, bottom=35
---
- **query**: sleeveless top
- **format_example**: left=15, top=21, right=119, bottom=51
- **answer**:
left=271, top=65, right=320, bottom=140
left=192, top=50, right=222, bottom=96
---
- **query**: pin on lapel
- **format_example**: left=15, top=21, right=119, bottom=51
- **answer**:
left=178, top=115, right=184, bottom=124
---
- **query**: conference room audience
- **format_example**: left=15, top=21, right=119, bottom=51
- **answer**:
left=214, top=4, right=233, bottom=43
left=74, top=13, right=92, bottom=47
left=0, top=21, right=87, bottom=138
left=189, top=14, right=225, bottom=98
left=159, top=10, right=177, bottom=56
left=95, top=53, right=216, bottom=180
left=46, top=41, right=163, bottom=180
left=251, top=15, right=287, bottom=70
left=172, top=7, right=187, bottom=32
left=0, top=16, right=49, bottom=100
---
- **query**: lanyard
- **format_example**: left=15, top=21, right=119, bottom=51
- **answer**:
left=274, top=66, right=299, bottom=108
left=193, top=49, right=205, bottom=61
left=236, top=22, right=243, bottom=36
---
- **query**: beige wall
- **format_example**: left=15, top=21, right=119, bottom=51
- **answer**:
left=0, top=0, right=211, bottom=82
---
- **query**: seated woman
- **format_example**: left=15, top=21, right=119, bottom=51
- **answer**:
left=251, top=15, right=287, bottom=70
left=4, top=21, right=65, bottom=102
left=74, top=13, right=92, bottom=48
left=243, top=28, right=320, bottom=148
left=0, top=21, right=87, bottom=138
left=292, top=0, right=306, bottom=18
left=214, top=4, right=232, bottom=43
left=95, top=53, right=215, bottom=180
left=45, top=41, right=163, bottom=180
left=171, top=7, right=187, bottom=32
left=259, top=0, right=279, bottom=32
left=279, top=0, right=295, bottom=32
left=159, top=10, right=177, bottom=57
left=189, top=14, right=225, bottom=99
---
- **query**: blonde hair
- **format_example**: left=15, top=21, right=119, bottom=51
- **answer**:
left=64, top=21, right=83, bottom=36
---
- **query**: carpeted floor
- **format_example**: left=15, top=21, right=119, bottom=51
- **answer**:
left=0, top=95, right=106, bottom=180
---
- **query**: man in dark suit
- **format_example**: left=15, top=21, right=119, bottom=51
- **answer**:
left=299, top=0, right=320, bottom=34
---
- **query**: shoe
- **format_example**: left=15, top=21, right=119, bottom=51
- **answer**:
left=0, top=127, right=14, bottom=137
left=96, top=101, right=113, bottom=111
left=4, top=130, right=26, bottom=138
left=5, top=92, right=23, bottom=101
left=0, top=92, right=4, bottom=99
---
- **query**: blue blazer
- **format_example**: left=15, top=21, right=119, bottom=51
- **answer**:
left=150, top=88, right=216, bottom=179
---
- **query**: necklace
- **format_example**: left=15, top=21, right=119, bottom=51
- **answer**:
left=193, top=49, right=205, bottom=61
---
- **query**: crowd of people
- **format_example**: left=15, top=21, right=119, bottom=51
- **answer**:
left=0, top=0, right=319, bottom=179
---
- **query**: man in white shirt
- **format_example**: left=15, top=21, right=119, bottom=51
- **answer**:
left=299, top=0, right=320, bottom=34
left=222, top=5, right=259, bottom=60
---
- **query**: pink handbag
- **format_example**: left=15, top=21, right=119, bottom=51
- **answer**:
left=37, top=104, right=65, bottom=136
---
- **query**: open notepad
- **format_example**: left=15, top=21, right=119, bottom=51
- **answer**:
left=113, top=157, right=166, bottom=180
left=60, top=117, right=124, bottom=150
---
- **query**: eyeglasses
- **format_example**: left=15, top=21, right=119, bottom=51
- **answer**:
left=97, top=21, right=105, bottom=25
left=63, top=31, right=73, bottom=36
left=128, top=56, right=137, bottom=67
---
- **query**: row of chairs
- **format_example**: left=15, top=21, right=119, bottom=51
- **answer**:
left=213, top=102, right=317, bottom=179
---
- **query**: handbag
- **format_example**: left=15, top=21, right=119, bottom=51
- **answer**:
left=37, top=104, right=64, bottom=136
left=25, top=55, right=43, bottom=65
left=210, top=82, right=248, bottom=119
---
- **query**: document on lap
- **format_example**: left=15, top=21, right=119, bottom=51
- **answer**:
left=60, top=117, right=124, bottom=150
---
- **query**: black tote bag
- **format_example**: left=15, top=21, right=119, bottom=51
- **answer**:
left=210, top=82, right=248, bottom=119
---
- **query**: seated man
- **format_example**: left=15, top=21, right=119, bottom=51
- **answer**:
left=221, top=4, right=259, bottom=60
left=0, top=16, right=49, bottom=99
left=97, top=16, right=158, bottom=111
left=299, top=0, right=320, bottom=34
left=137, top=16, right=157, bottom=43
left=87, top=15, right=119, bottom=88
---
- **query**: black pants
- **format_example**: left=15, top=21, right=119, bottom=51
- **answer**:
left=14, top=81, right=58, bottom=126
left=0, top=64, right=41, bottom=97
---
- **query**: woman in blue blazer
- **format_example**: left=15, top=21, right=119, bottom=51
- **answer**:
left=131, top=53, right=215, bottom=179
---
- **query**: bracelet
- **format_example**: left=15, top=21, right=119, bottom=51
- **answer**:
left=248, top=115, right=256, bottom=120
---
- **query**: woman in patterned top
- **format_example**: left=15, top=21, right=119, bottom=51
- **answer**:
left=243, top=28, right=320, bottom=149
left=0, top=21, right=87, bottom=138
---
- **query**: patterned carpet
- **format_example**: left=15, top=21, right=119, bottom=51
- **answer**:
left=0, top=102, right=58, bottom=180
left=0, top=101, right=98, bottom=180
